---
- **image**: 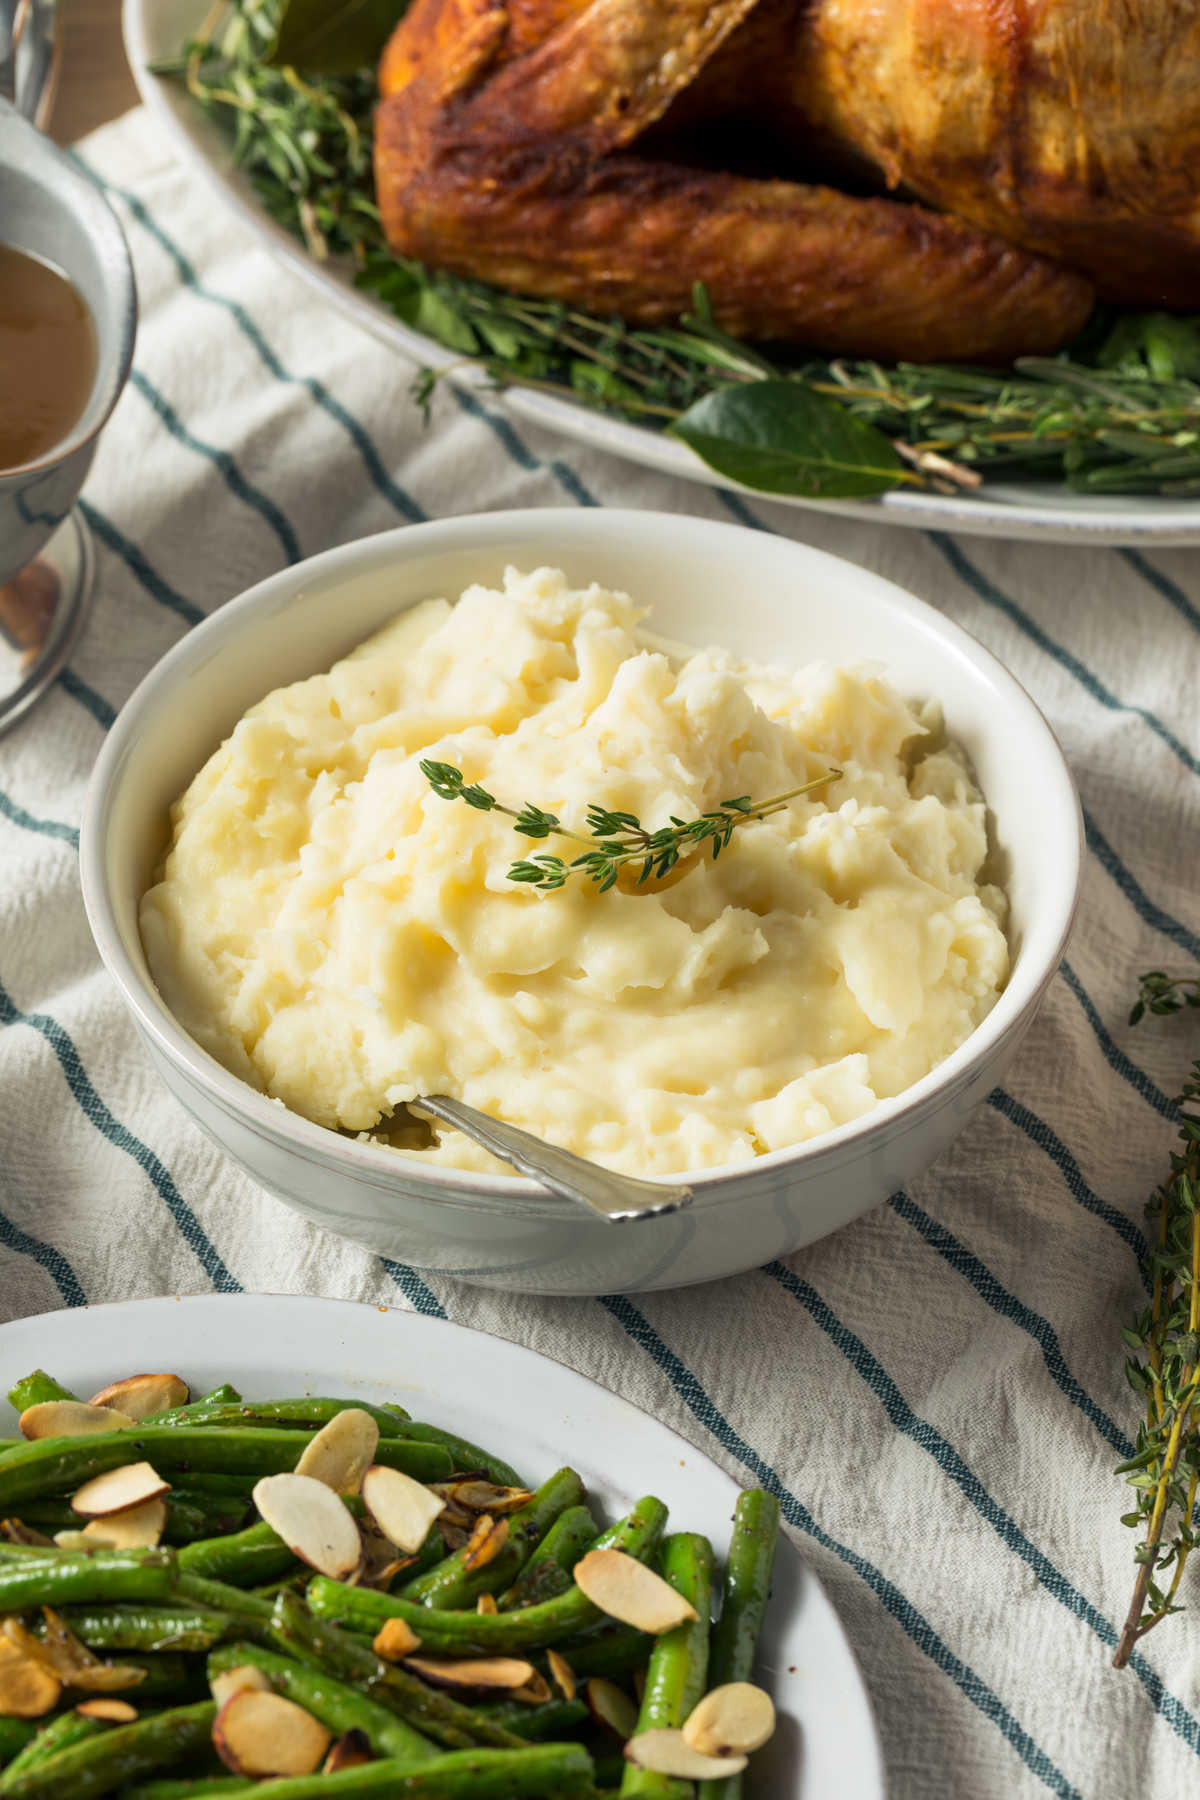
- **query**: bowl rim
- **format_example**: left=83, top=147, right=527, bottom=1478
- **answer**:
left=80, top=507, right=1083, bottom=1216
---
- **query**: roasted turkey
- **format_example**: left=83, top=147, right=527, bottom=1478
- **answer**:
left=374, top=0, right=1200, bottom=362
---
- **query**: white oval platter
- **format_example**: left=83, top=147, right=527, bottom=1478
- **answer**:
left=124, top=0, right=1200, bottom=547
left=0, top=1292, right=884, bottom=1798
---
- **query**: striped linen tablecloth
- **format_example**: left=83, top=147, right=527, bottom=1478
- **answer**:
left=3, top=106, right=1200, bottom=1800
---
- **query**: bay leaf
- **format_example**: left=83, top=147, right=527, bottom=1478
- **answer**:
left=268, top=0, right=410, bottom=75
left=669, top=377, right=906, bottom=499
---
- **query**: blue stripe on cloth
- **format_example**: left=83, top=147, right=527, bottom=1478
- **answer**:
left=55, top=668, right=115, bottom=731
left=128, top=369, right=301, bottom=566
left=0, top=788, right=79, bottom=849
left=379, top=1260, right=447, bottom=1316
left=888, top=1191, right=1132, bottom=1456
left=0, top=980, right=240, bottom=1293
left=597, top=1293, right=1083, bottom=1799
left=1059, top=964, right=1175, bottom=1121
left=1118, top=549, right=1200, bottom=637
left=988, top=1089, right=1150, bottom=1276
left=0, top=1205, right=87, bottom=1308
left=79, top=499, right=204, bottom=629
left=1083, top=808, right=1200, bottom=963
left=71, top=158, right=430, bottom=529
left=716, top=489, right=770, bottom=531
left=929, top=532, right=1200, bottom=780
left=444, top=384, right=599, bottom=506
left=764, top=1259, right=1200, bottom=1755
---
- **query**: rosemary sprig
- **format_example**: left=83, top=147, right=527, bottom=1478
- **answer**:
left=1114, top=978, right=1200, bottom=1668
left=172, top=0, right=1200, bottom=499
left=419, top=759, right=839, bottom=892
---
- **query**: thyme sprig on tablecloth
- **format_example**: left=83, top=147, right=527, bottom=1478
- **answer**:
left=168, top=0, right=1200, bottom=498
left=419, top=759, right=839, bottom=892
left=1114, top=979, right=1200, bottom=1667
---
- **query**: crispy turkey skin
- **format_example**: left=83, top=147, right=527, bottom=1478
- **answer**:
left=374, top=0, right=1096, bottom=361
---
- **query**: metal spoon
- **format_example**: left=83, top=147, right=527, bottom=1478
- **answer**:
left=415, top=1095, right=693, bottom=1223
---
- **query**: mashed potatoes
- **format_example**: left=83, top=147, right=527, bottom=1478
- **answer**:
left=139, top=568, right=1008, bottom=1176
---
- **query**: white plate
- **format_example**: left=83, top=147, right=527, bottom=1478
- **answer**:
left=123, top=0, right=1200, bottom=548
left=0, top=1293, right=883, bottom=1796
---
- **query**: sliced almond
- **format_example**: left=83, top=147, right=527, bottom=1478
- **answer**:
left=430, top=1480, right=535, bottom=1515
left=462, top=1513, right=508, bottom=1572
left=546, top=1649, right=576, bottom=1702
left=573, top=1550, right=699, bottom=1634
left=72, top=1463, right=170, bottom=1519
left=585, top=1676, right=639, bottom=1741
left=252, top=1474, right=362, bottom=1581
left=295, top=1410, right=379, bottom=1495
left=5, top=1614, right=146, bottom=1695
left=75, top=1697, right=138, bottom=1723
left=624, top=1728, right=748, bottom=1780
left=476, top=1592, right=498, bottom=1616
left=354, top=1523, right=417, bottom=1592
left=1, top=1520, right=54, bottom=1549
left=82, top=1497, right=167, bottom=1550
left=0, top=1641, right=60, bottom=1718
left=403, top=1656, right=536, bottom=1693
left=511, top=1670, right=552, bottom=1706
left=19, top=1401, right=135, bottom=1441
left=211, top=1664, right=273, bottom=1711
left=682, top=1682, right=776, bottom=1757
left=87, top=1374, right=190, bottom=1420
left=372, top=1618, right=422, bottom=1663
left=323, top=1728, right=374, bottom=1772
left=213, top=1690, right=332, bottom=1777
left=361, top=1465, right=445, bottom=1555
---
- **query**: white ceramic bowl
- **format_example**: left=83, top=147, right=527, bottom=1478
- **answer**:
left=80, top=509, right=1081, bottom=1294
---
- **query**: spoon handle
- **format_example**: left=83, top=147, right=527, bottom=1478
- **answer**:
left=416, top=1096, right=693, bottom=1223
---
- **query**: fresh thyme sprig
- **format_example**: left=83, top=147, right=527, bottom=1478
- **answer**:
left=1114, top=978, right=1200, bottom=1668
left=1130, top=971, right=1200, bottom=1026
left=419, top=759, right=840, bottom=892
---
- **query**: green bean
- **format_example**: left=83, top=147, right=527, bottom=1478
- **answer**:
left=0, top=1711, right=102, bottom=1782
left=0, top=1724, right=36, bottom=1770
left=555, top=1625, right=653, bottom=1678
left=112, top=1653, right=206, bottom=1702
left=0, top=1549, right=174, bottom=1610
left=308, top=1496, right=669, bottom=1654
left=269, top=1590, right=526, bottom=1751
left=499, top=1506, right=597, bottom=1611
left=124, top=1782, right=255, bottom=1799
left=130, top=1745, right=598, bottom=1798
left=404, top=1468, right=585, bottom=1610
left=0, top=1699, right=216, bottom=1798
left=620, top=1534, right=712, bottom=1800
left=208, top=1641, right=436, bottom=1761
left=392, top=1422, right=526, bottom=1488
left=146, top=1399, right=410, bottom=1433
left=698, top=1489, right=779, bottom=1800
left=55, top=1603, right=234, bottom=1654
left=6, top=1371, right=77, bottom=1413
left=0, top=1427, right=451, bottom=1510
left=17, top=1496, right=238, bottom=1545
left=177, top=1520, right=296, bottom=1587
left=475, top=1697, right=590, bottom=1740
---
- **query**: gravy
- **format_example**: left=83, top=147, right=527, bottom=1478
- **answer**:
left=0, top=246, right=97, bottom=471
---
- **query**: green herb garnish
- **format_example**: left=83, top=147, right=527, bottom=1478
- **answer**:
left=171, top=0, right=1200, bottom=500
left=419, top=759, right=840, bottom=893
left=1114, top=975, right=1200, bottom=1666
